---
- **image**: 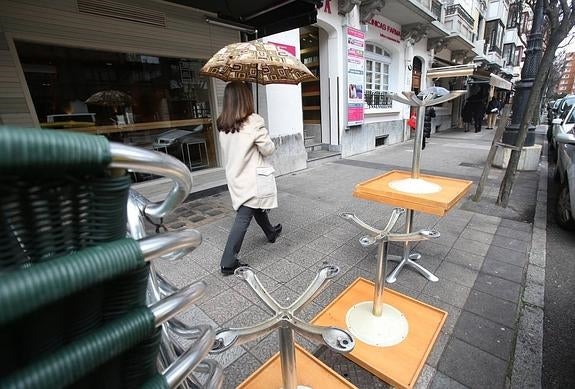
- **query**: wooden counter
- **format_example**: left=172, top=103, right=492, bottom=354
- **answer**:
left=41, top=118, right=212, bottom=135
left=353, top=170, right=472, bottom=216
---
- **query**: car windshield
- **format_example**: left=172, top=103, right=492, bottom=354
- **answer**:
left=567, top=107, right=575, bottom=124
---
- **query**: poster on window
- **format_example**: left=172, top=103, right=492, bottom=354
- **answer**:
left=346, top=26, right=365, bottom=126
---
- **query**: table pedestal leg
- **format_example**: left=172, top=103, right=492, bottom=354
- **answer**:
left=386, top=210, right=439, bottom=283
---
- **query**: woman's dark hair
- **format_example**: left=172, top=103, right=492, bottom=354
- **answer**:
left=217, top=81, right=255, bottom=133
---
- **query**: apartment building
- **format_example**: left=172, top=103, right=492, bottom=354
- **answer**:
left=556, top=52, right=575, bottom=95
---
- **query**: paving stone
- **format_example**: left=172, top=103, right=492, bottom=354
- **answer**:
left=474, top=272, right=522, bottom=303
left=499, top=218, right=532, bottom=232
left=459, top=228, right=494, bottom=245
left=453, top=311, right=514, bottom=360
left=189, top=215, right=206, bottom=222
left=231, top=271, right=281, bottom=305
left=417, top=295, right=462, bottom=335
left=422, top=278, right=471, bottom=308
left=466, top=219, right=499, bottom=234
left=249, top=332, right=280, bottom=363
left=429, top=371, right=470, bottom=389
left=330, top=243, right=370, bottom=264
left=464, top=289, right=518, bottom=328
left=491, top=234, right=531, bottom=254
left=426, top=331, right=449, bottom=368
left=444, top=248, right=485, bottom=271
left=452, top=237, right=490, bottom=257
left=283, top=227, right=323, bottom=245
left=168, top=221, right=187, bottom=229
left=314, top=281, right=348, bottom=308
left=523, top=280, right=544, bottom=308
left=414, top=240, right=451, bottom=259
left=415, top=364, right=436, bottom=389
left=434, top=261, right=479, bottom=288
left=222, top=352, right=263, bottom=389
left=199, top=288, right=253, bottom=325
left=527, top=263, right=544, bottom=285
left=495, top=226, right=531, bottom=242
left=302, top=220, right=338, bottom=235
left=470, top=213, right=501, bottom=226
left=438, top=338, right=507, bottom=389
left=486, top=244, right=529, bottom=267
left=206, top=209, right=223, bottom=216
left=481, top=257, right=524, bottom=284
left=260, top=258, right=305, bottom=283
left=432, top=230, right=460, bottom=248
left=269, top=284, right=302, bottom=307
left=305, top=235, right=344, bottom=255
left=264, top=236, right=305, bottom=257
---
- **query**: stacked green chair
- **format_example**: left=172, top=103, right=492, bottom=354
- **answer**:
left=0, top=128, right=221, bottom=389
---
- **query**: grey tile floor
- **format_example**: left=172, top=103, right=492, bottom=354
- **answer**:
left=155, top=129, right=538, bottom=388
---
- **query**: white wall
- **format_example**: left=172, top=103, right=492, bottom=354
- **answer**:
left=262, top=29, right=303, bottom=138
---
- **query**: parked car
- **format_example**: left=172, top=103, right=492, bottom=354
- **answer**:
left=550, top=101, right=575, bottom=160
left=555, top=127, right=575, bottom=230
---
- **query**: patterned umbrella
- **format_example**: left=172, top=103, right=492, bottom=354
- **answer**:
left=200, top=41, right=315, bottom=85
left=85, top=90, right=132, bottom=106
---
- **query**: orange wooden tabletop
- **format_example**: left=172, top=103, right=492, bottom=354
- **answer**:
left=353, top=170, right=472, bottom=216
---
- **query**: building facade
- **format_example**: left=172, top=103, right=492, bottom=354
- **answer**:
left=0, top=0, right=523, bottom=183
left=556, top=52, right=575, bottom=95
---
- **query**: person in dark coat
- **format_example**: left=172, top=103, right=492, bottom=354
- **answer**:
left=467, top=93, right=486, bottom=133
left=462, top=101, right=473, bottom=132
left=486, top=96, right=500, bottom=129
left=422, top=107, right=436, bottom=150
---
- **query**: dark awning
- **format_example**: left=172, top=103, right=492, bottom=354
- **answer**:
left=165, top=0, right=322, bottom=37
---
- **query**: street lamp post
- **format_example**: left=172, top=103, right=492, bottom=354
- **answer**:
left=503, top=0, right=545, bottom=146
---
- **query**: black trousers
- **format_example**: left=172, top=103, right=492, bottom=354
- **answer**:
left=220, top=205, right=275, bottom=268
left=473, top=112, right=483, bottom=132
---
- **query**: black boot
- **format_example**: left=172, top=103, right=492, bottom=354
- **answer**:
left=268, top=224, right=282, bottom=243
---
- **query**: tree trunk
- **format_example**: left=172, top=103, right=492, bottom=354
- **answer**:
left=497, top=34, right=563, bottom=206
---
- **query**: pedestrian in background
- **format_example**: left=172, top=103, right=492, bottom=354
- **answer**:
left=462, top=100, right=473, bottom=132
left=217, top=81, right=282, bottom=276
left=467, top=92, right=486, bottom=133
left=486, top=96, right=500, bottom=129
left=422, top=107, right=436, bottom=150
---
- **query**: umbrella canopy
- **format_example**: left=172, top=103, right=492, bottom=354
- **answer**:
left=200, top=41, right=315, bottom=85
left=85, top=90, right=132, bottom=106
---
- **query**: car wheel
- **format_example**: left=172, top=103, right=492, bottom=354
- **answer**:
left=557, top=182, right=575, bottom=230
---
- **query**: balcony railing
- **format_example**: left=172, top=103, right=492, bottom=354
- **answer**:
left=365, top=90, right=393, bottom=109
left=445, top=4, right=474, bottom=26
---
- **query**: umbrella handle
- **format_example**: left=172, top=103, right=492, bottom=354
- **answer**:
left=110, top=143, right=192, bottom=220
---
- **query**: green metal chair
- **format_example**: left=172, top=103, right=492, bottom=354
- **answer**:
left=0, top=128, right=219, bottom=389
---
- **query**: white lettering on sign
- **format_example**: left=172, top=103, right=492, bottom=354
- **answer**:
left=368, top=18, right=401, bottom=43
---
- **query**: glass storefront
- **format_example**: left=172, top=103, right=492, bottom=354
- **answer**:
left=15, top=41, right=216, bottom=179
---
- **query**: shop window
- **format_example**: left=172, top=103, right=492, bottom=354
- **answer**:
left=364, top=43, right=392, bottom=109
left=15, top=41, right=216, bottom=179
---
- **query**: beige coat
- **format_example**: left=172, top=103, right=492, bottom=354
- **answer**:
left=219, top=113, right=277, bottom=211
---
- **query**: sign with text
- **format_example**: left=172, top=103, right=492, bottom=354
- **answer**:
left=346, top=26, right=365, bottom=126
left=268, top=41, right=296, bottom=56
left=368, top=16, right=401, bottom=43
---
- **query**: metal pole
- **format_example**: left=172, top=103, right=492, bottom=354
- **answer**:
left=279, top=327, right=297, bottom=389
left=412, top=105, right=426, bottom=178
left=372, top=240, right=389, bottom=316
left=402, top=209, right=414, bottom=262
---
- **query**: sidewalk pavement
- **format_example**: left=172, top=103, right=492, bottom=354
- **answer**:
left=155, top=126, right=546, bottom=388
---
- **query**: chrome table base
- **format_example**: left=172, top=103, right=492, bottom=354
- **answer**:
left=212, top=266, right=355, bottom=389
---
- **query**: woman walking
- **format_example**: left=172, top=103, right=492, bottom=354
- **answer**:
left=217, top=81, right=282, bottom=275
